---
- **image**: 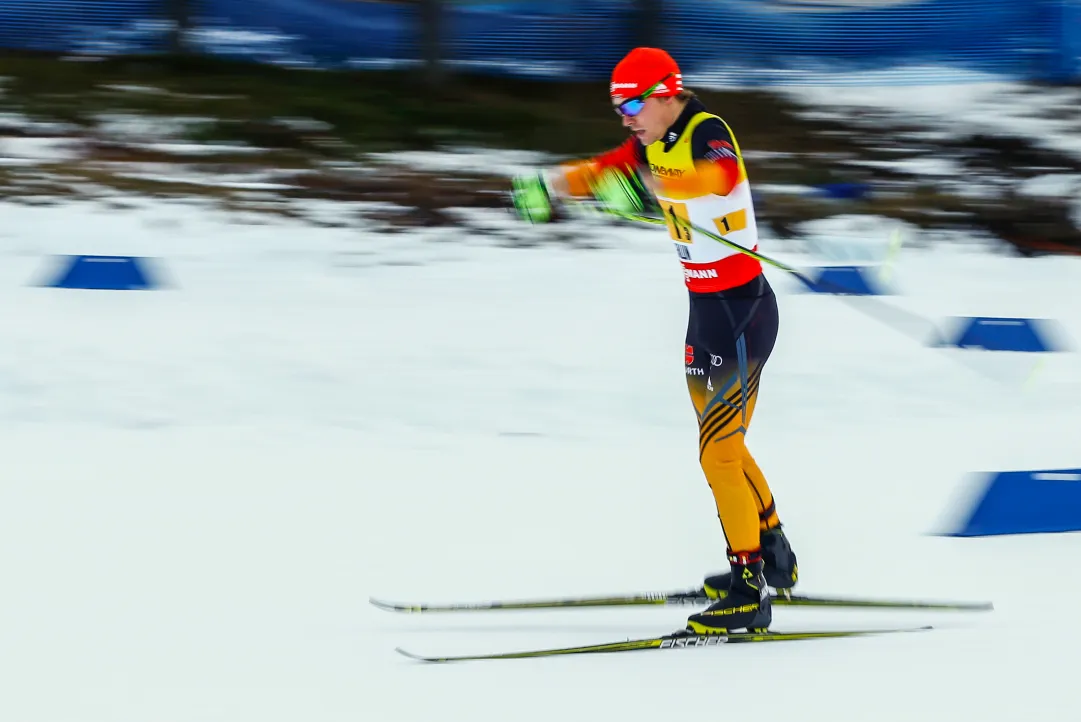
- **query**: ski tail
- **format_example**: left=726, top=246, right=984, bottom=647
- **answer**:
left=369, top=592, right=690, bottom=613
left=395, top=625, right=934, bottom=663
left=370, top=590, right=992, bottom=614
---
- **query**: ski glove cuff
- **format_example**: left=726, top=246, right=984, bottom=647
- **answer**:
left=590, top=167, right=650, bottom=217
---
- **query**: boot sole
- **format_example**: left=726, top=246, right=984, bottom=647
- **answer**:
left=687, top=620, right=773, bottom=635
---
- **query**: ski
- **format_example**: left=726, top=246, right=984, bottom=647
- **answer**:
left=395, top=625, right=933, bottom=663
left=370, top=588, right=993, bottom=614
left=370, top=590, right=700, bottom=613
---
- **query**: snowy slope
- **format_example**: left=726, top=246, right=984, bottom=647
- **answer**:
left=0, top=197, right=1079, bottom=722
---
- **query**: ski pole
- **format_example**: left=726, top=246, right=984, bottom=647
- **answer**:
left=581, top=200, right=941, bottom=345
left=598, top=202, right=901, bottom=292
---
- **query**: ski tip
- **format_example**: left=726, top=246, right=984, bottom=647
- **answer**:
left=946, top=600, right=994, bottom=612
left=370, top=597, right=419, bottom=613
left=395, top=647, right=444, bottom=663
left=917, top=600, right=995, bottom=612
left=883, top=625, right=933, bottom=634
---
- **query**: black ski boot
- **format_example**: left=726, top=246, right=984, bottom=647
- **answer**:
left=703, top=526, right=798, bottom=598
left=687, top=551, right=771, bottom=634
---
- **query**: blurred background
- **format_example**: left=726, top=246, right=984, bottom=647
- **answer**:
left=0, top=0, right=1078, bottom=255
left=2, top=5, right=1081, bottom=719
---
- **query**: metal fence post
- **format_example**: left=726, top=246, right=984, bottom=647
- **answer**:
left=167, top=0, right=192, bottom=53
left=634, top=0, right=663, bottom=48
left=419, top=0, right=446, bottom=86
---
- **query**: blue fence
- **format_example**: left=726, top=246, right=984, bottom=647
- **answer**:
left=0, top=0, right=1078, bottom=84
left=0, top=0, right=171, bottom=55
left=1066, top=0, right=1081, bottom=79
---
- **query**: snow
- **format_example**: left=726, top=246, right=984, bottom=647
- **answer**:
left=0, top=192, right=1078, bottom=721
left=91, top=113, right=217, bottom=141
left=1, top=70, right=1081, bottom=717
left=133, top=142, right=269, bottom=156
left=0, top=113, right=79, bottom=135
left=771, top=80, right=1081, bottom=163
left=794, top=214, right=909, bottom=262
left=365, top=147, right=558, bottom=178
left=0, top=136, right=82, bottom=165
left=846, top=155, right=966, bottom=177
left=1019, top=174, right=1081, bottom=199
left=111, top=167, right=301, bottom=191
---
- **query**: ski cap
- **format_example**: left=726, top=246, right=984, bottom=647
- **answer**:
left=609, top=47, right=683, bottom=101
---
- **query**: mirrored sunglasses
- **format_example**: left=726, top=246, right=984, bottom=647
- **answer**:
left=615, top=72, right=674, bottom=117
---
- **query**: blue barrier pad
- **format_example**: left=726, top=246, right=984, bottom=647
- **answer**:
left=45, top=255, right=160, bottom=291
left=944, top=469, right=1081, bottom=537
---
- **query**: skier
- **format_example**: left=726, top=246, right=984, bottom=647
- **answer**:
left=510, top=47, right=797, bottom=634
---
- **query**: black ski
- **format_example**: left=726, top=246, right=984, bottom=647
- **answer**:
left=371, top=588, right=993, bottom=614
left=395, top=625, right=934, bottom=663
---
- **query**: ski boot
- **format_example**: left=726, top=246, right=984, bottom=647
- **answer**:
left=687, top=551, right=771, bottom=634
left=703, top=525, right=798, bottom=599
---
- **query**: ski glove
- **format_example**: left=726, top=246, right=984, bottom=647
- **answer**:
left=511, top=173, right=555, bottom=224
left=590, top=167, right=651, bottom=218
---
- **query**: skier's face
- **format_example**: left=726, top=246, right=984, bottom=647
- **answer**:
left=616, top=96, right=675, bottom=146
left=612, top=72, right=677, bottom=146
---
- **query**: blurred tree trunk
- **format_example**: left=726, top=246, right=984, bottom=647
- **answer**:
left=419, top=0, right=446, bottom=87
left=167, top=0, right=193, bottom=54
left=634, top=0, right=663, bottom=48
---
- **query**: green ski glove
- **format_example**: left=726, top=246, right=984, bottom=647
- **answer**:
left=511, top=173, right=555, bottom=224
left=590, top=167, right=650, bottom=218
